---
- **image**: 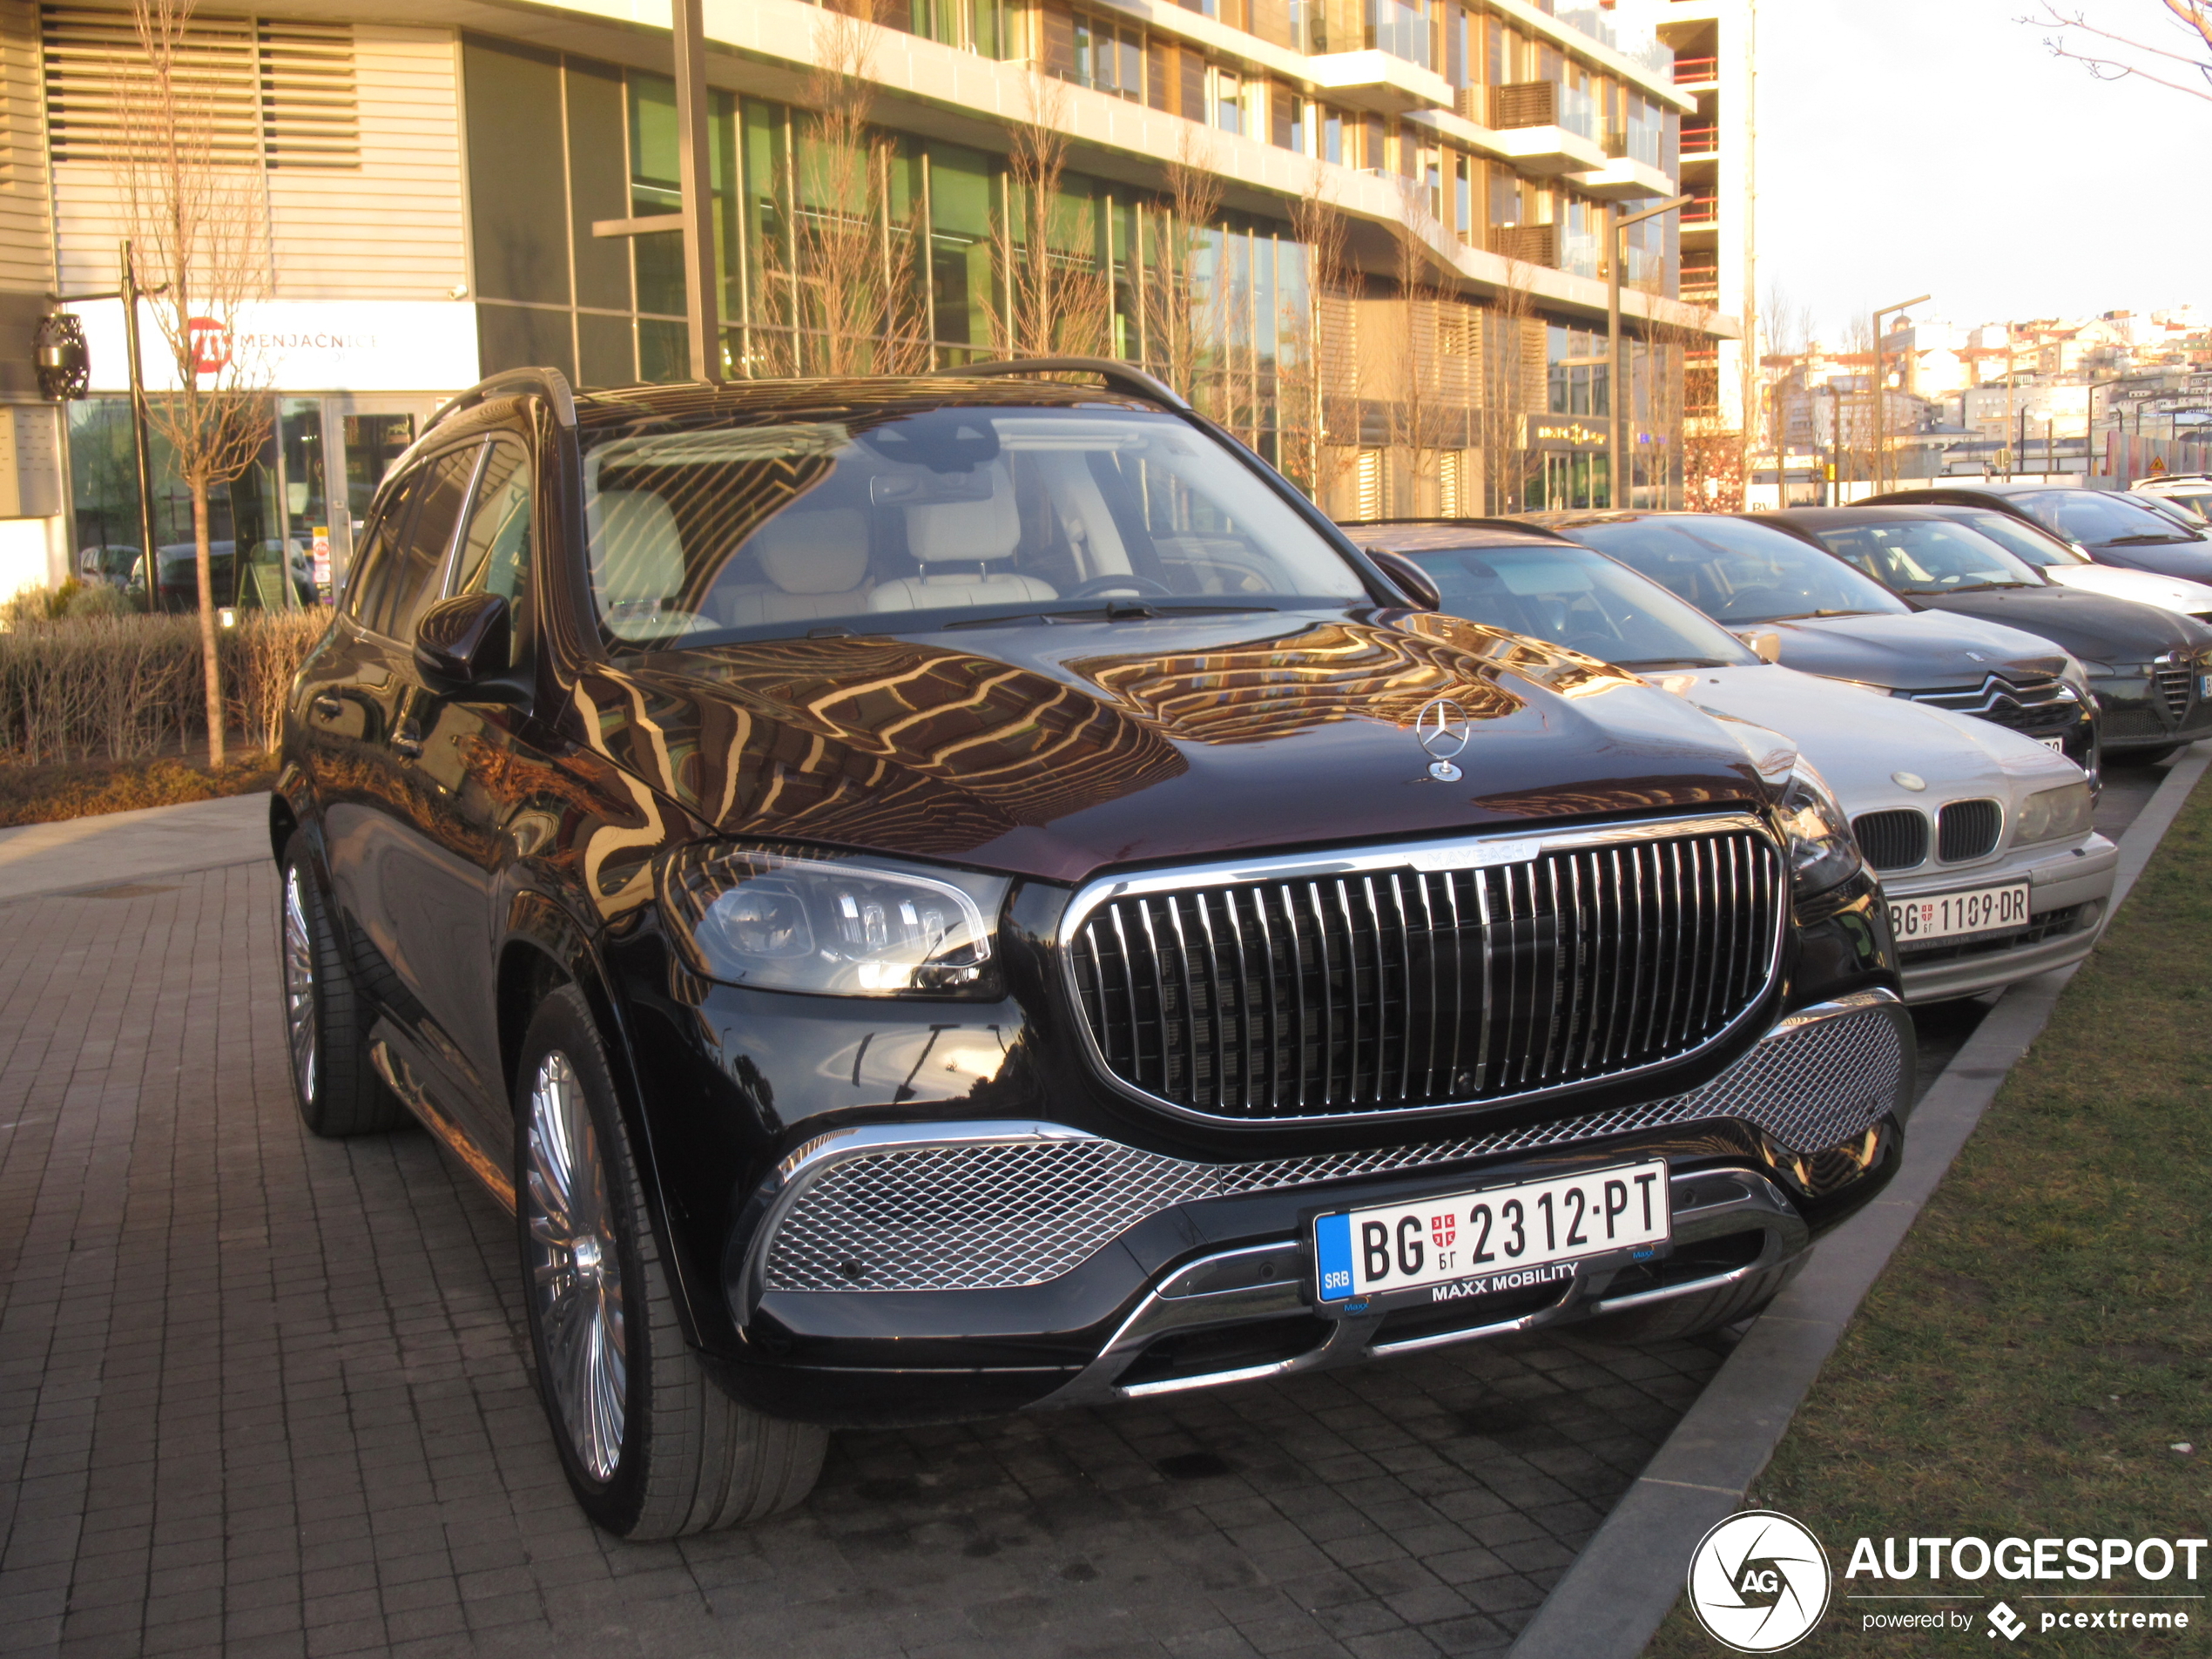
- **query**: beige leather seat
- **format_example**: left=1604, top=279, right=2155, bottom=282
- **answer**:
left=719, top=509, right=873, bottom=626
left=588, top=489, right=705, bottom=639
left=870, top=462, right=1058, bottom=613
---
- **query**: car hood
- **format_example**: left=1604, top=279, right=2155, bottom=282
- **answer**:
left=1758, top=610, right=2073, bottom=692
left=2045, top=563, right=2212, bottom=617
left=566, top=610, right=1779, bottom=884
left=1902, top=586, right=2206, bottom=663
left=1662, top=664, right=2082, bottom=817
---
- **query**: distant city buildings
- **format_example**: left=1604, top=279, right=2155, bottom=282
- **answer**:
left=1754, top=307, right=2212, bottom=499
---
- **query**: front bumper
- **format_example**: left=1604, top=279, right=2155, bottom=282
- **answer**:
left=1887, top=832, right=2117, bottom=1003
left=716, top=992, right=1912, bottom=1425
left=2092, top=661, right=2212, bottom=753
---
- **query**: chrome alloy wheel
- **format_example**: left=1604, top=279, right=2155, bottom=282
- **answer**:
left=281, top=867, right=317, bottom=1106
left=524, top=1051, right=627, bottom=1483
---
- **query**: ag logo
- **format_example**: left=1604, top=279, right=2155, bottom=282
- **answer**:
left=1686, top=1510, right=1831, bottom=1653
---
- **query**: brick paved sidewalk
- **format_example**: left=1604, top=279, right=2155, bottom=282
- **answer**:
left=0, top=864, right=1721, bottom=1659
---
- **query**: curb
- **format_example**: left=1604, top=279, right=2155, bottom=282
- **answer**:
left=1506, top=745, right=2212, bottom=1659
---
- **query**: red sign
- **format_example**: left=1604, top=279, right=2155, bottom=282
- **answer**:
left=187, top=316, right=231, bottom=377
left=1432, top=1213, right=1455, bottom=1250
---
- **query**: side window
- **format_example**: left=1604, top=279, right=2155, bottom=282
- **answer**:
left=453, top=439, right=532, bottom=607
left=379, top=444, right=481, bottom=639
left=344, top=469, right=418, bottom=624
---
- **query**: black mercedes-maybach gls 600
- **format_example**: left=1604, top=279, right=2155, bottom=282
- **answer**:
left=272, top=361, right=1909, bottom=1538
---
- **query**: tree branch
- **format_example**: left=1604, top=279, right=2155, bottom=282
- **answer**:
left=2020, top=2, right=2212, bottom=98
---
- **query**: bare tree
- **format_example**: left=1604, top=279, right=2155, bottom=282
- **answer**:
left=1479, top=259, right=1539, bottom=513
left=1386, top=182, right=1451, bottom=515
left=785, top=0, right=930, bottom=376
left=119, top=0, right=273, bottom=765
left=1278, top=166, right=1358, bottom=504
left=2022, top=2, right=2212, bottom=100
left=1137, top=128, right=1225, bottom=410
left=990, top=75, right=1111, bottom=359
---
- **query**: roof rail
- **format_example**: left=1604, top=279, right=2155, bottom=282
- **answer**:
left=934, top=356, right=1191, bottom=411
left=428, top=367, right=578, bottom=432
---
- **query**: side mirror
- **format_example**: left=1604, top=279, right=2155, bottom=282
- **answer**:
left=1737, top=630, right=1783, bottom=664
left=1366, top=549, right=1444, bottom=611
left=415, top=591, right=510, bottom=686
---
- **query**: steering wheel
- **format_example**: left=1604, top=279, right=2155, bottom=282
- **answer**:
left=1062, top=575, right=1176, bottom=601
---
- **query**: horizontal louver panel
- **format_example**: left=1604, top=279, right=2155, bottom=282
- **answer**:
left=1069, top=824, right=1784, bottom=1121
left=42, top=6, right=357, bottom=170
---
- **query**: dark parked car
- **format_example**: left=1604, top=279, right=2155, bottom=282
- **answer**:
left=275, top=364, right=1909, bottom=1539
left=1756, top=506, right=2212, bottom=763
left=1514, top=511, right=2101, bottom=775
left=157, top=539, right=316, bottom=611
left=1865, top=483, right=2212, bottom=584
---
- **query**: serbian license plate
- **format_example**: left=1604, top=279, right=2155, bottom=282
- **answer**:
left=1313, top=1159, right=1669, bottom=1304
left=1889, top=881, right=2032, bottom=943
left=2040, top=736, right=2066, bottom=753
left=2201, top=674, right=2212, bottom=700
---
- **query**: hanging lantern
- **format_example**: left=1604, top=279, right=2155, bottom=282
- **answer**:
left=34, top=313, right=90, bottom=401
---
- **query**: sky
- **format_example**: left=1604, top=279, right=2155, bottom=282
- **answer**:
left=1745, top=0, right=2212, bottom=341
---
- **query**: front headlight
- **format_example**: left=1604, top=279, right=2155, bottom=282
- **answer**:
left=661, top=842, right=1008, bottom=997
left=1777, top=764, right=1862, bottom=898
left=2058, top=658, right=2094, bottom=702
left=2014, top=780, right=2094, bottom=846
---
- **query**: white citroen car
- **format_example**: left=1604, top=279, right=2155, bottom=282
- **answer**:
left=1346, top=519, right=2119, bottom=1003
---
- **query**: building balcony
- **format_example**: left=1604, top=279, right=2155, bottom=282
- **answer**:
left=1304, top=50, right=1451, bottom=113
left=1679, top=122, right=1717, bottom=159
left=1570, top=153, right=1676, bottom=201
left=1673, top=54, right=1718, bottom=85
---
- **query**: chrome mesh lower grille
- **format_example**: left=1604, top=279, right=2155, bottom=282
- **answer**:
left=759, top=1001, right=1905, bottom=1293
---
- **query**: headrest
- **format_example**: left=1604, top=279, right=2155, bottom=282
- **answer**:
left=905, top=463, right=1021, bottom=563
left=589, top=489, right=686, bottom=606
left=749, top=509, right=871, bottom=595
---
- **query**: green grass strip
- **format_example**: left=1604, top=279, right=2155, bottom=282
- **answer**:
left=1647, top=779, right=2212, bottom=1656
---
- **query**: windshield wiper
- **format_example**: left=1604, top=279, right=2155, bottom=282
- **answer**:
left=944, top=602, right=1279, bottom=630
left=1623, top=657, right=1732, bottom=670
left=1758, top=609, right=1872, bottom=621
left=1896, top=582, right=2032, bottom=594
left=2105, top=533, right=2192, bottom=545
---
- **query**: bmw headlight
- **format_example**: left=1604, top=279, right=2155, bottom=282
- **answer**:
left=2014, top=780, right=2093, bottom=846
left=661, top=842, right=1008, bottom=997
left=1777, top=764, right=1862, bottom=898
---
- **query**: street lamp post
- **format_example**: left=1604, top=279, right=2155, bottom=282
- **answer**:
left=1871, top=293, right=1929, bottom=492
left=1608, top=193, right=1690, bottom=511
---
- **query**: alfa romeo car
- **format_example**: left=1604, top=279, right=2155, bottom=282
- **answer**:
left=1518, top=509, right=2102, bottom=778
left=1901, top=502, right=2212, bottom=624
left=273, top=363, right=1910, bottom=1539
left=1867, top=484, right=2212, bottom=584
left=1342, top=519, right=2115, bottom=1004
left=1756, top=505, right=2212, bottom=764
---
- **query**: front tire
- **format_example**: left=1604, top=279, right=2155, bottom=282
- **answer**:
left=280, top=839, right=408, bottom=1137
left=515, top=985, right=825, bottom=1538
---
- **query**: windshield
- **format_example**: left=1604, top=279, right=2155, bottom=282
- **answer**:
left=1811, top=518, right=2043, bottom=593
left=2147, top=487, right=2212, bottom=522
left=1391, top=540, right=1758, bottom=669
left=1561, top=516, right=1909, bottom=623
left=578, top=406, right=1367, bottom=649
left=2134, top=492, right=2209, bottom=529
left=1944, top=509, right=2087, bottom=568
left=2011, top=489, right=2203, bottom=545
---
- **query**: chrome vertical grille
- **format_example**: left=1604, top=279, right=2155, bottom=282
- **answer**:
left=1067, top=820, right=1785, bottom=1121
left=2156, top=658, right=2193, bottom=720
